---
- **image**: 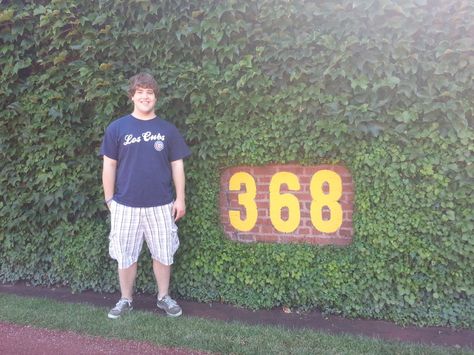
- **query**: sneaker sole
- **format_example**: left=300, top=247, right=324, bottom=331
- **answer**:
left=157, top=306, right=182, bottom=317
left=107, top=307, right=133, bottom=319
left=165, top=309, right=182, bottom=317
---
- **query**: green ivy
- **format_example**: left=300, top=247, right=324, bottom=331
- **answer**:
left=0, top=0, right=473, bottom=328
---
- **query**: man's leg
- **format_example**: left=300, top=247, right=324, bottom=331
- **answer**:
left=107, top=201, right=142, bottom=319
left=145, top=203, right=181, bottom=316
left=153, top=259, right=182, bottom=317
left=108, top=262, right=137, bottom=319
left=119, top=262, right=138, bottom=300
left=153, top=259, right=170, bottom=299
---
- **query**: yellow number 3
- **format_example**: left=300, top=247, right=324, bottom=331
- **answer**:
left=228, top=172, right=258, bottom=232
left=310, top=170, right=343, bottom=233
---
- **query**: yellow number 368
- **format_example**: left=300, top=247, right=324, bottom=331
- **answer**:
left=228, top=170, right=343, bottom=234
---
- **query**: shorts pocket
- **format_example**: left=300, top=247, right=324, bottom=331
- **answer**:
left=171, top=224, right=179, bottom=255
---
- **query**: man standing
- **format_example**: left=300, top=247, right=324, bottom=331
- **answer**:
left=100, top=73, right=191, bottom=319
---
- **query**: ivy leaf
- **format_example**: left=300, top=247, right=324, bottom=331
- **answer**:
left=0, top=9, right=14, bottom=23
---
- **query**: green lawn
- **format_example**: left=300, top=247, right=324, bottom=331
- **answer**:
left=0, top=293, right=470, bottom=355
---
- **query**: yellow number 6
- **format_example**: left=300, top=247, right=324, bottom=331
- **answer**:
left=310, top=170, right=343, bottom=233
left=228, top=172, right=258, bottom=232
left=270, top=172, right=300, bottom=233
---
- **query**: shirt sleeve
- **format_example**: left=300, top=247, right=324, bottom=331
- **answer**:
left=168, top=126, right=191, bottom=162
left=99, top=124, right=119, bottom=160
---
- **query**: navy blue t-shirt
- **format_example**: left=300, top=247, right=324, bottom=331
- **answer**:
left=100, top=114, right=191, bottom=207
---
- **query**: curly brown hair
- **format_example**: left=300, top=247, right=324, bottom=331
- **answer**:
left=127, top=72, right=159, bottom=98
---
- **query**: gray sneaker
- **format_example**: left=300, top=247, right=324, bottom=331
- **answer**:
left=108, top=298, right=133, bottom=319
left=156, top=295, right=182, bottom=317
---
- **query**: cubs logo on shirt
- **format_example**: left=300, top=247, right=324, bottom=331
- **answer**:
left=154, top=141, right=164, bottom=151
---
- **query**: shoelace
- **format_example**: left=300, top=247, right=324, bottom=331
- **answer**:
left=161, top=296, right=177, bottom=307
left=113, top=299, right=130, bottom=310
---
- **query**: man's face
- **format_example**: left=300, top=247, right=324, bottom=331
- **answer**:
left=131, top=86, right=156, bottom=115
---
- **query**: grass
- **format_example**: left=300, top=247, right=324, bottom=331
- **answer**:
left=0, top=293, right=471, bottom=355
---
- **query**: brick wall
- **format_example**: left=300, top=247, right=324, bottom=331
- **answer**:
left=219, top=164, right=354, bottom=245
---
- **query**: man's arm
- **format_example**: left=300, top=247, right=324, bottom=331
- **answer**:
left=171, top=159, right=186, bottom=221
left=102, top=155, right=117, bottom=208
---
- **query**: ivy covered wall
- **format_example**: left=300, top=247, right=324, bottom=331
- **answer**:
left=0, top=0, right=473, bottom=327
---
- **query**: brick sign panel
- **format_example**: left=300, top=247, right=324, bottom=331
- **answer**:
left=220, top=165, right=354, bottom=245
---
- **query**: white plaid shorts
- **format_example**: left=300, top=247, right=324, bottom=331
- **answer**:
left=108, top=200, right=179, bottom=269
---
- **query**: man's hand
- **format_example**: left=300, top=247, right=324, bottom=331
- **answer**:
left=103, top=156, right=117, bottom=212
left=171, top=159, right=186, bottom=222
left=172, top=198, right=186, bottom=221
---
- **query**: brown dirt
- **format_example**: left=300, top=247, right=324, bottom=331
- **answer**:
left=0, top=283, right=472, bottom=352
left=0, top=321, right=209, bottom=355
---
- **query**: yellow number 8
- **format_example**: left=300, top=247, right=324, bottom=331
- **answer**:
left=310, top=170, right=343, bottom=233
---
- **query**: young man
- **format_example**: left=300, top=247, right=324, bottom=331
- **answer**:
left=100, top=73, right=191, bottom=319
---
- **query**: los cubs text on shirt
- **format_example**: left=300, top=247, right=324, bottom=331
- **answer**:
left=123, top=131, right=166, bottom=146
